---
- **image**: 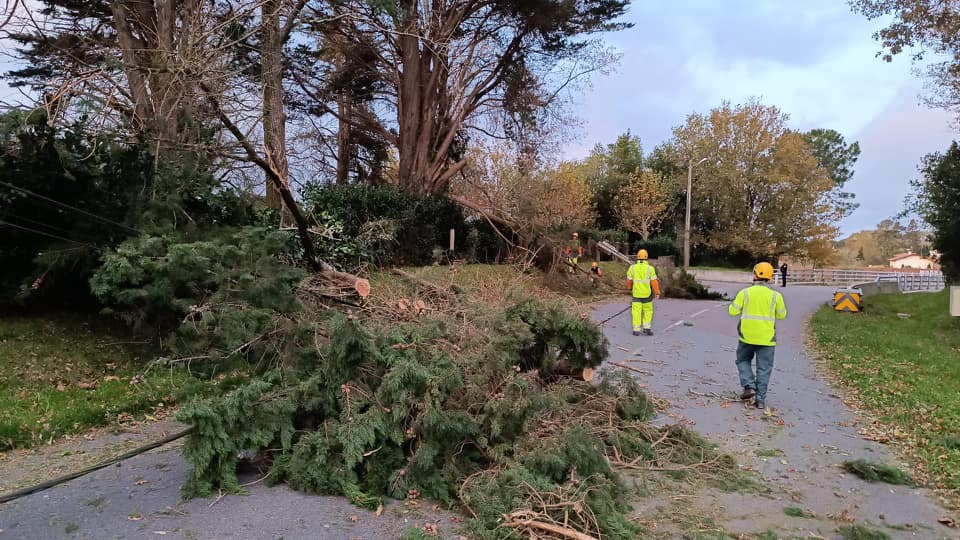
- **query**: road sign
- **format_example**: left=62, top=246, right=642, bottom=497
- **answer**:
left=833, top=287, right=863, bottom=313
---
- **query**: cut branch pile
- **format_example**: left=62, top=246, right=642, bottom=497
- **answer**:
left=176, top=281, right=741, bottom=539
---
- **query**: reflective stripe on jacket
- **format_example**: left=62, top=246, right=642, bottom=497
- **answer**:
left=727, top=284, right=787, bottom=346
left=627, top=262, right=657, bottom=301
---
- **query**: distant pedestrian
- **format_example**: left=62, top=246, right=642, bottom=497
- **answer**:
left=779, top=262, right=788, bottom=287
left=727, top=262, right=787, bottom=410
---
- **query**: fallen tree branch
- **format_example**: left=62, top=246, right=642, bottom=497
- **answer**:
left=199, top=80, right=320, bottom=271
left=502, top=515, right=599, bottom=540
left=607, top=361, right=654, bottom=376
left=610, top=454, right=724, bottom=472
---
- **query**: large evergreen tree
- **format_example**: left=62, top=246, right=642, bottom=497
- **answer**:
left=803, top=128, right=861, bottom=218
left=912, top=142, right=960, bottom=281
left=322, top=0, right=632, bottom=197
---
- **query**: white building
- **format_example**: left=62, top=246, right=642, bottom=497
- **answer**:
left=888, top=252, right=940, bottom=270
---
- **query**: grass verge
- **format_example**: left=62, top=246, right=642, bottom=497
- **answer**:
left=0, top=313, right=209, bottom=450
left=810, top=290, right=960, bottom=505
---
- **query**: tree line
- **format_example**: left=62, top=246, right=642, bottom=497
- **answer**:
left=1, top=0, right=956, bottom=285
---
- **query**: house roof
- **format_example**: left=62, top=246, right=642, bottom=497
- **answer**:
left=887, top=252, right=936, bottom=262
left=888, top=252, right=922, bottom=262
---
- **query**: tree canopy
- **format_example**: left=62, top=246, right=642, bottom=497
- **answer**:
left=851, top=0, right=960, bottom=116
left=911, top=142, right=960, bottom=280
left=803, top=128, right=861, bottom=218
left=662, top=100, right=839, bottom=262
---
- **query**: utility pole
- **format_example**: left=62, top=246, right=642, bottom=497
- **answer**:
left=684, top=157, right=708, bottom=269
left=684, top=160, right=693, bottom=269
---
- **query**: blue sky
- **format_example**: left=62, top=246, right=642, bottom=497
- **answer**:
left=565, top=0, right=956, bottom=236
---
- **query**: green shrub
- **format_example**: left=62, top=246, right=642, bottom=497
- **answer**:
left=301, top=184, right=466, bottom=267
left=90, top=227, right=305, bottom=370
left=660, top=268, right=724, bottom=300
left=638, top=235, right=679, bottom=259
left=0, top=109, right=256, bottom=310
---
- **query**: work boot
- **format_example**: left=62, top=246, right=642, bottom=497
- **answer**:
left=632, top=331, right=640, bottom=337
left=740, top=387, right=756, bottom=400
left=643, top=328, right=653, bottom=336
left=755, top=400, right=765, bottom=410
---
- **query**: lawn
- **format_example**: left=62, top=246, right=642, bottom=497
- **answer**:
left=0, top=313, right=206, bottom=450
left=810, top=290, right=960, bottom=500
left=370, top=263, right=628, bottom=305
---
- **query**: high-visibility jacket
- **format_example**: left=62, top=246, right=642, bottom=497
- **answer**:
left=566, top=240, right=583, bottom=257
left=727, top=284, right=787, bottom=346
left=627, top=261, right=658, bottom=301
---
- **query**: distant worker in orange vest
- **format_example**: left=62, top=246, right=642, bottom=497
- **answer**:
left=627, top=249, right=660, bottom=336
left=565, top=232, right=583, bottom=273
left=590, top=261, right=603, bottom=288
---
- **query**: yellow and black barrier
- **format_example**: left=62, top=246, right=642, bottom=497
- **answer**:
left=832, top=287, right=863, bottom=313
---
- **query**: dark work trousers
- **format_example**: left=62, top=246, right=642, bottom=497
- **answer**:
left=736, top=342, right=775, bottom=401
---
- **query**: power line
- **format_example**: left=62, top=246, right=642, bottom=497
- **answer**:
left=0, top=180, right=140, bottom=234
left=1, top=212, right=108, bottom=244
left=0, top=219, right=92, bottom=246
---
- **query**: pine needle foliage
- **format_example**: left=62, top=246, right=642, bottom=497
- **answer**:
left=841, top=459, right=915, bottom=486
left=177, top=295, right=737, bottom=538
left=90, top=227, right=306, bottom=372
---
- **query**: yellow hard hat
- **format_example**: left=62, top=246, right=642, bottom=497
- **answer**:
left=591, top=262, right=598, bottom=268
left=637, top=249, right=648, bottom=260
left=753, top=262, right=774, bottom=280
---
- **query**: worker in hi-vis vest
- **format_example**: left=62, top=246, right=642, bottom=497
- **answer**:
left=565, top=232, right=583, bottom=272
left=727, top=262, right=788, bottom=410
left=626, top=249, right=660, bottom=336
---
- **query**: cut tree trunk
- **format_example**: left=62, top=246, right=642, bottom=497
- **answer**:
left=300, top=269, right=371, bottom=303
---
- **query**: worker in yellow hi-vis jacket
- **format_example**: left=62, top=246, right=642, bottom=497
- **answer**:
left=627, top=249, right=660, bottom=336
left=727, top=262, right=788, bottom=410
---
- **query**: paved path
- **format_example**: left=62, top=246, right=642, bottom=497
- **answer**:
left=0, top=441, right=455, bottom=539
left=595, top=283, right=955, bottom=539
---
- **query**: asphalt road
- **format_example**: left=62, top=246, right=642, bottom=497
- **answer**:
left=595, top=282, right=955, bottom=539
left=0, top=439, right=459, bottom=540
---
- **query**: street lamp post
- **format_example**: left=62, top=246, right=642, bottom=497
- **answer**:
left=684, top=157, right=709, bottom=269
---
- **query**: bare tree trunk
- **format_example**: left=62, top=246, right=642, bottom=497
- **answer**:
left=396, top=0, right=427, bottom=196
left=336, top=90, right=353, bottom=185
left=262, top=0, right=290, bottom=219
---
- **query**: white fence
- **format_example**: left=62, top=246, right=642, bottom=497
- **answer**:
left=778, top=269, right=945, bottom=291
